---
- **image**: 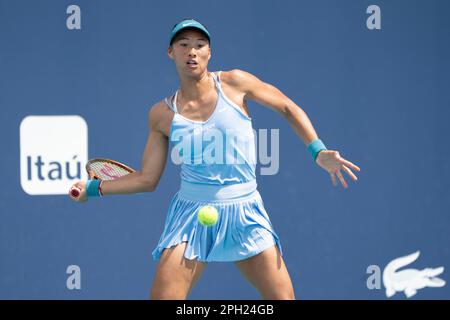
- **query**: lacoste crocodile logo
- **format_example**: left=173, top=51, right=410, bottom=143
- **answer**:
left=383, top=251, right=445, bottom=298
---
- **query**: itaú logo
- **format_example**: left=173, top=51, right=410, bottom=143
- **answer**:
left=20, top=115, right=88, bottom=195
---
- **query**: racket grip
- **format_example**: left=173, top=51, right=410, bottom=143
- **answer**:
left=70, top=187, right=81, bottom=198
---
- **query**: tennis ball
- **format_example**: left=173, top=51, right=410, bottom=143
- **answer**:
left=197, top=205, right=219, bottom=227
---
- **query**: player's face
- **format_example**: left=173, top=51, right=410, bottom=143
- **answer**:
left=168, top=29, right=211, bottom=76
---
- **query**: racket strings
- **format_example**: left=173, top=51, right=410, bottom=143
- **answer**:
left=89, top=161, right=131, bottom=180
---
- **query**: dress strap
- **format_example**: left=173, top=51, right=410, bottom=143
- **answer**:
left=211, top=71, right=222, bottom=90
left=210, top=71, right=251, bottom=120
left=164, top=92, right=178, bottom=113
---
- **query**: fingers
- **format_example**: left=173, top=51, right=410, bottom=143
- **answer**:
left=330, top=166, right=359, bottom=188
left=336, top=170, right=348, bottom=188
left=330, top=171, right=348, bottom=188
left=342, top=165, right=358, bottom=182
left=339, top=158, right=361, bottom=172
left=330, top=172, right=337, bottom=187
left=326, top=152, right=361, bottom=189
left=74, top=181, right=85, bottom=189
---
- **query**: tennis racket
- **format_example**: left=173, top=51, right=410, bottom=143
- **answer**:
left=70, top=158, right=136, bottom=198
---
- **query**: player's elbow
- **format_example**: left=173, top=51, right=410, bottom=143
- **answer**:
left=281, top=101, right=296, bottom=119
left=143, top=181, right=158, bottom=192
left=138, top=173, right=158, bottom=192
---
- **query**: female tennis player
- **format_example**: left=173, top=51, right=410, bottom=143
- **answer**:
left=69, top=19, right=361, bottom=300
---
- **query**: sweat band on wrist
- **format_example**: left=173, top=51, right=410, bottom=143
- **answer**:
left=307, top=139, right=327, bottom=162
left=86, top=179, right=102, bottom=197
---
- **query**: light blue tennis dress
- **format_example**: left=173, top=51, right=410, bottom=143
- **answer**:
left=152, top=71, right=282, bottom=262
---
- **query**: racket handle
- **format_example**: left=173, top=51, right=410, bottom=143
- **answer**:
left=70, top=187, right=81, bottom=198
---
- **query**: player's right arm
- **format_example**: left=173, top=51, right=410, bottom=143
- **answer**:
left=70, top=101, right=171, bottom=202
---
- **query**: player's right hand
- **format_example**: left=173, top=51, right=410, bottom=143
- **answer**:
left=69, top=181, right=88, bottom=202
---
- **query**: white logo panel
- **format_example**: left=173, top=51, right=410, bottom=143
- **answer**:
left=20, top=115, right=88, bottom=195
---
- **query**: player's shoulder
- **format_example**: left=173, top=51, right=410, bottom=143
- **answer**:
left=147, top=99, right=173, bottom=128
left=149, top=99, right=168, bottom=111
left=219, top=69, right=259, bottom=89
left=149, top=98, right=174, bottom=116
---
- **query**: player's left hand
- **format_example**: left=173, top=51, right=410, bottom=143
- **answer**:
left=315, top=150, right=361, bottom=188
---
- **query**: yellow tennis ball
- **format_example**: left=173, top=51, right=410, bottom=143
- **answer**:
left=198, top=205, right=219, bottom=227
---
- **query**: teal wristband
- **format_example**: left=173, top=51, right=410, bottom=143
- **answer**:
left=86, top=180, right=102, bottom=197
left=307, top=139, right=327, bottom=161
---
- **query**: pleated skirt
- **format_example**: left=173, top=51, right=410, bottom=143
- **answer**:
left=152, top=179, right=282, bottom=262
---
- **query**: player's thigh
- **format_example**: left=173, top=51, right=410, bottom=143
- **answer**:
left=151, top=242, right=206, bottom=299
left=235, top=244, right=295, bottom=300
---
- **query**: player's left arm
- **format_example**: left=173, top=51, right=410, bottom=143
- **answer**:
left=226, top=69, right=361, bottom=188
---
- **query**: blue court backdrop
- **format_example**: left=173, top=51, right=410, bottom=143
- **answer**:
left=1, top=0, right=449, bottom=299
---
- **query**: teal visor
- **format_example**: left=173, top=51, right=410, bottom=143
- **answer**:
left=169, top=19, right=210, bottom=45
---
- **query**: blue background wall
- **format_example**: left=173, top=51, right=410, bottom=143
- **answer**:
left=1, top=0, right=449, bottom=299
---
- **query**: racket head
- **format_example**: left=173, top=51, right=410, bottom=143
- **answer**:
left=86, top=158, right=135, bottom=180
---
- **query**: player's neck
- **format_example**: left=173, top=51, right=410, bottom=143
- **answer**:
left=178, top=71, right=213, bottom=101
